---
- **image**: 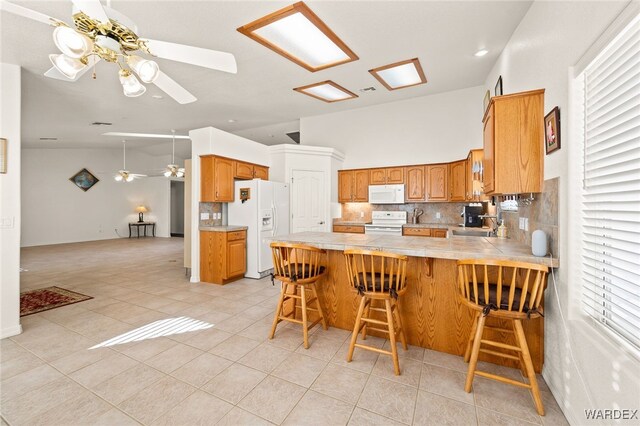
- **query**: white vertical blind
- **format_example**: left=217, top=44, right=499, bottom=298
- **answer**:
left=582, top=14, right=640, bottom=351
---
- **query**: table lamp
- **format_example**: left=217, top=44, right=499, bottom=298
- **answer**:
left=135, top=205, right=148, bottom=223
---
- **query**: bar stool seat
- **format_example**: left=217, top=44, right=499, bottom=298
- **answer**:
left=458, top=259, right=549, bottom=415
left=344, top=249, right=409, bottom=375
left=269, top=242, right=328, bottom=349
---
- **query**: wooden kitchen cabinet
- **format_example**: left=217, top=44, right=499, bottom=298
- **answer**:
left=426, top=164, right=448, bottom=201
left=483, top=89, right=544, bottom=194
left=405, top=166, right=426, bottom=201
left=432, top=229, right=448, bottom=238
left=338, top=170, right=369, bottom=202
left=370, top=167, right=404, bottom=185
left=449, top=160, right=467, bottom=201
left=467, top=149, right=486, bottom=201
left=200, top=230, right=246, bottom=285
left=201, top=156, right=234, bottom=202
left=333, top=224, right=365, bottom=234
left=254, top=165, right=269, bottom=180
left=402, top=227, right=448, bottom=238
left=234, top=161, right=269, bottom=180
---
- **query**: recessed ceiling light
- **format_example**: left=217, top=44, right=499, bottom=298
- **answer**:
left=237, top=2, right=358, bottom=72
left=91, top=121, right=113, bottom=126
left=152, top=95, right=163, bottom=99
left=368, top=58, right=427, bottom=91
left=474, top=49, right=489, bottom=57
left=293, top=80, right=358, bottom=103
left=39, top=137, right=58, bottom=141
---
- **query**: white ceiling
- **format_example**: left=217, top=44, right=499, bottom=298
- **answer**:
left=1, top=0, right=532, bottom=157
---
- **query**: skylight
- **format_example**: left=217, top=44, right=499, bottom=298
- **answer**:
left=237, top=2, right=358, bottom=72
left=369, top=58, right=427, bottom=91
left=294, top=81, right=358, bottom=103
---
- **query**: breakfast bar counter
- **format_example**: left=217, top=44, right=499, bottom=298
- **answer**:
left=267, top=232, right=559, bottom=372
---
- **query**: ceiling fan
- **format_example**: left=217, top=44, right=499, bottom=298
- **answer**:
left=115, top=140, right=146, bottom=182
left=0, top=0, right=237, bottom=104
left=164, top=130, right=185, bottom=178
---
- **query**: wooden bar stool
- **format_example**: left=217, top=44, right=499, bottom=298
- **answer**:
left=269, top=242, right=328, bottom=349
left=457, top=259, right=549, bottom=415
left=344, top=249, right=408, bottom=375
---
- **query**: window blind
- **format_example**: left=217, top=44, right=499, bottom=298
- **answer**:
left=581, top=14, right=640, bottom=351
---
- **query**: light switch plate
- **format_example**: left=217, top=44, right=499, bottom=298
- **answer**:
left=200, top=213, right=210, bottom=220
left=519, top=217, right=525, bottom=230
left=524, top=218, right=529, bottom=231
left=0, top=217, right=14, bottom=228
left=436, top=212, right=441, bottom=219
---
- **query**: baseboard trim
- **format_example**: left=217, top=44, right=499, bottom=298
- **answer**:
left=1, top=324, right=23, bottom=339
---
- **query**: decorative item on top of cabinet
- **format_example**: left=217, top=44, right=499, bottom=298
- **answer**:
left=405, top=165, right=426, bottom=202
left=426, top=164, right=448, bottom=201
left=544, top=107, right=561, bottom=155
left=338, top=170, right=369, bottom=202
left=483, top=89, right=544, bottom=194
left=449, top=160, right=466, bottom=202
left=370, top=167, right=404, bottom=185
left=333, top=224, right=365, bottom=234
left=200, top=230, right=247, bottom=285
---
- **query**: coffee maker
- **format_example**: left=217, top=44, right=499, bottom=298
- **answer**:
left=462, top=205, right=483, bottom=228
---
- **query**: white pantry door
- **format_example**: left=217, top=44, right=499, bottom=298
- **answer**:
left=291, top=170, right=326, bottom=232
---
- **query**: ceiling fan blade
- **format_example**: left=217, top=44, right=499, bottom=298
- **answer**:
left=70, top=0, right=110, bottom=25
left=0, top=1, right=62, bottom=25
left=142, top=39, right=237, bottom=74
left=153, top=71, right=197, bottom=105
left=44, top=57, right=100, bottom=82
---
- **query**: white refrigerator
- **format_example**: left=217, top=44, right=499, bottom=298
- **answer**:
left=228, top=179, right=290, bottom=279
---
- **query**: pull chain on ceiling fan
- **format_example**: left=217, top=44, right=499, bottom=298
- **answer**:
left=164, top=130, right=185, bottom=178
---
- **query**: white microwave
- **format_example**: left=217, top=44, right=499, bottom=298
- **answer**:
left=368, top=184, right=405, bottom=204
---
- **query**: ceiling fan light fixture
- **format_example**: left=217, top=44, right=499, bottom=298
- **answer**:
left=53, top=26, right=93, bottom=59
left=119, top=70, right=146, bottom=97
left=49, top=54, right=86, bottom=79
left=127, top=55, right=160, bottom=83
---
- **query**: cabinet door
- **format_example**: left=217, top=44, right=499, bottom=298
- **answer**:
left=254, top=165, right=269, bottom=180
left=449, top=160, right=467, bottom=201
left=226, top=239, right=246, bottom=279
left=483, top=103, right=495, bottom=194
left=369, top=169, right=386, bottom=185
left=338, top=171, right=353, bottom=202
left=353, top=170, right=369, bottom=202
left=432, top=229, right=448, bottom=238
left=386, top=167, right=404, bottom=184
left=426, top=165, right=448, bottom=201
left=405, top=166, right=426, bottom=201
left=200, top=156, right=215, bottom=202
left=214, top=157, right=235, bottom=202
left=234, top=161, right=254, bottom=179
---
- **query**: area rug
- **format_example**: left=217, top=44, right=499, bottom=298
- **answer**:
left=20, top=286, right=93, bottom=317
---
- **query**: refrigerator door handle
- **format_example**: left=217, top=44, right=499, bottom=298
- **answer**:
left=272, top=203, right=277, bottom=236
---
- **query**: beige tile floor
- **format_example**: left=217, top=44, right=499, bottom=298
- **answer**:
left=1, top=238, right=568, bottom=425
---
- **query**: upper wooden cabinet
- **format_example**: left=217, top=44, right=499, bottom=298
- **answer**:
left=370, top=167, right=404, bottom=185
left=234, top=161, right=269, bottom=180
left=338, top=170, right=369, bottom=202
left=483, top=89, right=544, bottom=194
left=467, top=149, right=486, bottom=201
left=449, top=160, right=467, bottom=201
left=405, top=166, right=426, bottom=202
left=426, top=164, right=448, bottom=201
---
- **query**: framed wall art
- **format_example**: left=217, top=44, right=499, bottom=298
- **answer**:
left=545, top=107, right=561, bottom=154
left=69, top=168, right=99, bottom=192
left=495, top=75, right=503, bottom=96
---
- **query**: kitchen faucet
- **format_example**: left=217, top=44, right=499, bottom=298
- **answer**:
left=478, top=214, right=499, bottom=236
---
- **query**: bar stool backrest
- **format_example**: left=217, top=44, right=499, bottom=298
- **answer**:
left=457, top=259, right=549, bottom=315
left=270, top=242, right=326, bottom=284
left=344, top=249, right=408, bottom=297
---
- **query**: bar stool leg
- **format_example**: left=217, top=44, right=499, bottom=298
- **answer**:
left=311, top=283, right=328, bottom=330
left=348, top=297, right=367, bottom=362
left=393, top=299, right=408, bottom=351
left=464, top=311, right=480, bottom=363
left=385, top=299, right=400, bottom=375
left=361, top=301, right=372, bottom=340
left=270, top=283, right=287, bottom=339
left=301, top=285, right=309, bottom=349
left=514, top=320, right=545, bottom=415
left=465, top=313, right=486, bottom=392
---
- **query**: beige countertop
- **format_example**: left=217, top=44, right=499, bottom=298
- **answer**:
left=199, top=225, right=248, bottom=232
left=266, top=231, right=558, bottom=267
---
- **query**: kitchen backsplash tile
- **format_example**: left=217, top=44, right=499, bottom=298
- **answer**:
left=499, top=178, right=559, bottom=259
left=199, top=202, right=223, bottom=226
left=339, top=202, right=476, bottom=225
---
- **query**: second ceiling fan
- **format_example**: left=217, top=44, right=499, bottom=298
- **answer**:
left=1, top=0, right=237, bottom=104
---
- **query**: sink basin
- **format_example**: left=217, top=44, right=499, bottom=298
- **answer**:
left=451, top=229, right=494, bottom=237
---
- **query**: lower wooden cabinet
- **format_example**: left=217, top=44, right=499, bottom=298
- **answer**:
left=200, top=230, right=246, bottom=285
left=333, top=224, right=365, bottom=234
left=402, top=227, right=448, bottom=238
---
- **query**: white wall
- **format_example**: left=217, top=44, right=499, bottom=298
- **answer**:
left=300, top=85, right=485, bottom=169
left=483, top=1, right=639, bottom=424
left=21, top=148, right=172, bottom=246
left=0, top=63, right=22, bottom=338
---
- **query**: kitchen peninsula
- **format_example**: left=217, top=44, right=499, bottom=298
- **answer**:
left=267, top=232, right=558, bottom=372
